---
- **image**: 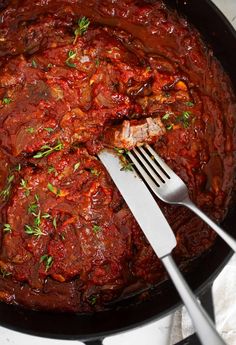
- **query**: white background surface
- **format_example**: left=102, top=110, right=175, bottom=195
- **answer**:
left=0, top=1, right=236, bottom=344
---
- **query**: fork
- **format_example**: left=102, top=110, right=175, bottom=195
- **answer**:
left=128, top=144, right=236, bottom=253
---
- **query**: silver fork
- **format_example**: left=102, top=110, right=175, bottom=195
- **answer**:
left=128, top=144, right=236, bottom=253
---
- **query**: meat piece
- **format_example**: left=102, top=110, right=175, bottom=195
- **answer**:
left=103, top=117, right=166, bottom=150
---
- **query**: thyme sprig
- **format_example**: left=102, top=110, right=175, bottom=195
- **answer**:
left=114, top=147, right=134, bottom=171
left=0, top=174, right=14, bottom=200
left=3, top=224, right=12, bottom=233
left=73, top=17, right=90, bottom=44
left=65, top=50, right=77, bottom=68
left=33, top=140, right=63, bottom=159
left=40, top=254, right=53, bottom=271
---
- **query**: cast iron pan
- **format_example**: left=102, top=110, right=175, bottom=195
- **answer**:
left=0, top=0, right=235, bottom=344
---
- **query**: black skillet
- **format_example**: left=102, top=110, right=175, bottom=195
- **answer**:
left=0, top=1, right=235, bottom=344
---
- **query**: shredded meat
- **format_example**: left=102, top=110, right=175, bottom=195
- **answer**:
left=103, top=117, right=166, bottom=150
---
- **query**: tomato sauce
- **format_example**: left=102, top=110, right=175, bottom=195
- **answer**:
left=0, top=0, right=235, bottom=312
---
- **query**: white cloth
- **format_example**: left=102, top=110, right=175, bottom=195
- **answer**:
left=170, top=255, right=236, bottom=345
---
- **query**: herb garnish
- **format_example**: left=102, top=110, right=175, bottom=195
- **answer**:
left=73, top=162, right=80, bottom=172
left=2, top=97, right=12, bottom=105
left=176, top=111, right=192, bottom=128
left=44, top=127, right=54, bottom=133
left=40, top=254, right=53, bottom=271
left=28, top=201, right=38, bottom=215
left=24, top=224, right=44, bottom=238
left=0, top=268, right=12, bottom=278
left=88, top=295, right=97, bottom=305
left=0, top=174, right=14, bottom=200
left=48, top=166, right=56, bottom=174
left=15, top=164, right=21, bottom=172
left=42, top=213, right=51, bottom=219
left=47, top=182, right=61, bottom=196
left=53, top=216, right=57, bottom=229
left=162, top=112, right=172, bottom=121
left=3, top=224, right=12, bottom=233
left=185, top=101, right=194, bottom=107
left=33, top=140, right=63, bottom=159
left=66, top=50, right=77, bottom=68
left=25, top=196, right=45, bottom=238
left=114, top=147, right=134, bottom=171
left=120, top=162, right=134, bottom=171
left=26, top=127, right=35, bottom=133
left=31, top=59, right=37, bottom=68
left=20, top=178, right=30, bottom=196
left=166, top=124, right=173, bottom=131
left=73, top=17, right=90, bottom=44
left=93, top=224, right=102, bottom=233
left=90, top=168, right=100, bottom=176
left=95, top=58, right=100, bottom=67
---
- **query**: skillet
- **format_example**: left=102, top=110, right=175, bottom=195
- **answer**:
left=0, top=0, right=235, bottom=343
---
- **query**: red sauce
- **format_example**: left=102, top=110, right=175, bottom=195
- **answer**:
left=0, top=0, right=235, bottom=312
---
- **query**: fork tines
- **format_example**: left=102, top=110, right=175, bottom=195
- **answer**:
left=128, top=144, right=170, bottom=188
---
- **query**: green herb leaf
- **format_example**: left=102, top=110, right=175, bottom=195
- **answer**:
left=66, top=60, right=76, bottom=68
left=166, top=124, right=173, bottom=131
left=48, top=166, right=56, bottom=174
left=114, top=148, right=133, bottom=172
left=14, top=164, right=21, bottom=172
left=42, top=213, right=51, bottom=219
left=176, top=111, right=192, bottom=128
left=47, top=183, right=61, bottom=196
left=114, top=147, right=125, bottom=155
left=31, top=59, right=37, bottom=68
left=34, top=211, right=41, bottom=227
left=24, top=224, right=44, bottom=238
left=0, top=268, right=12, bottom=278
left=40, top=254, right=53, bottom=271
left=90, top=169, right=100, bottom=176
left=20, top=178, right=30, bottom=196
left=120, top=162, right=134, bottom=171
left=28, top=202, right=38, bottom=215
left=7, top=175, right=14, bottom=183
left=26, top=127, right=34, bottom=133
left=93, top=224, right=102, bottom=233
left=162, top=112, right=171, bottom=121
left=66, top=50, right=77, bottom=68
left=20, top=179, right=27, bottom=188
left=2, top=97, right=12, bottom=105
left=47, top=183, right=54, bottom=193
left=60, top=232, right=66, bottom=241
left=53, top=216, right=57, bottom=229
left=33, top=140, right=63, bottom=159
left=74, top=17, right=90, bottom=44
left=185, top=101, right=194, bottom=107
left=3, top=224, right=12, bottom=233
left=73, top=162, right=80, bottom=172
left=88, top=295, right=97, bottom=305
left=44, top=127, right=54, bottom=133
left=0, top=174, right=14, bottom=200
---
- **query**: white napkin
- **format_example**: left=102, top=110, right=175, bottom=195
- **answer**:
left=170, top=254, right=236, bottom=345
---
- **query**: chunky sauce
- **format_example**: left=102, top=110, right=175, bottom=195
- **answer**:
left=0, top=0, right=235, bottom=312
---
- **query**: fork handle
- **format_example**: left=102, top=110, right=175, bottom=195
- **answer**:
left=182, top=198, right=236, bottom=252
left=161, top=254, right=226, bottom=345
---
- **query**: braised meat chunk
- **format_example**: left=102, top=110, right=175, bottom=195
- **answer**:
left=103, top=117, right=166, bottom=150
